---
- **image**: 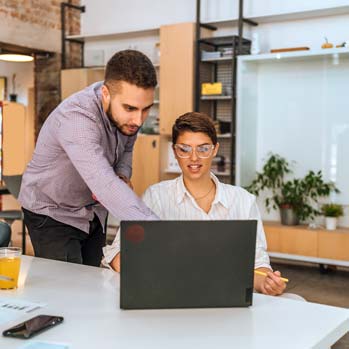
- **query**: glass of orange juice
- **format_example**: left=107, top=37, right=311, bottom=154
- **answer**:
left=0, top=247, right=22, bottom=289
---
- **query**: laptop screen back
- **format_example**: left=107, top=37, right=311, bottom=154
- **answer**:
left=120, top=220, right=257, bottom=309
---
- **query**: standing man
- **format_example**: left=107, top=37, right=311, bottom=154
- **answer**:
left=19, top=50, right=159, bottom=266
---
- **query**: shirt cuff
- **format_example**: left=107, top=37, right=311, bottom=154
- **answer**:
left=102, top=233, right=120, bottom=269
left=254, top=263, right=273, bottom=271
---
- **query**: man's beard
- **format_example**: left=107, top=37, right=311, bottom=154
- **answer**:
left=106, top=104, right=140, bottom=136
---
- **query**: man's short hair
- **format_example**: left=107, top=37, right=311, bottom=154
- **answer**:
left=172, top=112, right=217, bottom=145
left=104, top=50, right=157, bottom=93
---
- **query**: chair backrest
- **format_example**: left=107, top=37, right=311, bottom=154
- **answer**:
left=2, top=175, right=22, bottom=199
left=0, top=221, right=11, bottom=247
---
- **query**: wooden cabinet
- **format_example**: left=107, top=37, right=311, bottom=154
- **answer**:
left=26, top=87, right=35, bottom=164
left=318, top=230, right=349, bottom=261
left=61, top=68, right=105, bottom=100
left=159, top=22, right=195, bottom=135
left=132, top=134, right=160, bottom=196
left=264, top=221, right=349, bottom=265
left=2, top=102, right=26, bottom=175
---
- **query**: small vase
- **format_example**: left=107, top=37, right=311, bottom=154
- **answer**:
left=325, top=217, right=337, bottom=230
left=9, top=94, right=17, bottom=102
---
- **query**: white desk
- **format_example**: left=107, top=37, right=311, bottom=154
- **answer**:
left=0, top=256, right=348, bottom=348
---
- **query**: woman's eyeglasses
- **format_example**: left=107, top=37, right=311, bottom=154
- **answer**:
left=173, top=144, right=215, bottom=159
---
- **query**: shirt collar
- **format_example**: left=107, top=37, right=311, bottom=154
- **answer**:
left=211, top=173, right=229, bottom=209
left=175, top=173, right=229, bottom=209
left=175, top=175, right=188, bottom=204
left=95, top=82, right=116, bottom=132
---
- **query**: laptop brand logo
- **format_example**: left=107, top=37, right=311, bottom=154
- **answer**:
left=125, top=224, right=145, bottom=243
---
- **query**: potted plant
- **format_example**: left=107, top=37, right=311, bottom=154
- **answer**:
left=246, top=154, right=339, bottom=225
left=322, top=203, right=343, bottom=230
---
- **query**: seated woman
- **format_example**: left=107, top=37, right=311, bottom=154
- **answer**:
left=104, top=112, right=286, bottom=296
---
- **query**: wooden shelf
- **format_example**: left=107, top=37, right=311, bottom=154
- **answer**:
left=263, top=221, right=349, bottom=266
left=66, top=27, right=159, bottom=42
left=202, top=5, right=349, bottom=27
left=68, top=6, right=349, bottom=43
left=201, top=56, right=233, bottom=63
left=217, top=133, right=231, bottom=138
left=213, top=170, right=230, bottom=177
left=201, top=95, right=232, bottom=100
left=164, top=168, right=230, bottom=177
left=239, top=47, right=349, bottom=63
left=199, top=36, right=250, bottom=47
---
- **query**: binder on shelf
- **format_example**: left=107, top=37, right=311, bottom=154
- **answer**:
left=201, top=82, right=223, bottom=95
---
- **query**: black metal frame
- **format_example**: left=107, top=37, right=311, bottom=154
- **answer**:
left=61, top=2, right=85, bottom=69
left=195, top=0, right=257, bottom=184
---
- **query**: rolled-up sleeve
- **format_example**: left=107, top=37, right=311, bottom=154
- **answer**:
left=56, top=109, right=159, bottom=221
left=102, top=186, right=159, bottom=267
left=102, top=228, right=120, bottom=268
left=248, top=198, right=271, bottom=269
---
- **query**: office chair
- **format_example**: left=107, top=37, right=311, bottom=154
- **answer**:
left=0, top=221, right=11, bottom=247
left=0, top=175, right=26, bottom=253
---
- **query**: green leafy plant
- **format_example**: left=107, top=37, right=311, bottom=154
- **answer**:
left=322, top=203, right=343, bottom=217
left=246, top=153, right=339, bottom=221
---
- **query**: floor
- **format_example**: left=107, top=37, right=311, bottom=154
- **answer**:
left=272, top=260, right=349, bottom=348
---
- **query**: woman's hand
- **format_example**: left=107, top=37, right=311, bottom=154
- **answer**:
left=111, top=253, right=120, bottom=273
left=254, top=268, right=286, bottom=296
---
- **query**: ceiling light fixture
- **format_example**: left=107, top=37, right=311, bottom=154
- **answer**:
left=0, top=53, right=34, bottom=62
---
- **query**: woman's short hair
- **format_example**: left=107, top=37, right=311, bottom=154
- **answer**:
left=172, top=112, right=217, bottom=145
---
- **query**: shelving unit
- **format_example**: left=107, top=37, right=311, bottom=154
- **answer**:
left=235, top=47, right=349, bottom=212
left=195, top=0, right=256, bottom=184
left=60, top=2, right=86, bottom=69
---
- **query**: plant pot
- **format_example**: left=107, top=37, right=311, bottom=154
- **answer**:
left=325, top=217, right=337, bottom=230
left=280, top=207, right=299, bottom=225
left=9, top=94, right=17, bottom=102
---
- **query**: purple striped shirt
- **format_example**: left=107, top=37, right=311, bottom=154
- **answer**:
left=19, top=82, right=158, bottom=233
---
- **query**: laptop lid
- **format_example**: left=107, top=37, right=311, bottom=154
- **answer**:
left=120, top=220, right=257, bottom=309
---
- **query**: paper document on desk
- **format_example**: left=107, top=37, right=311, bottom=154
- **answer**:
left=0, top=297, right=46, bottom=325
left=19, top=341, right=71, bottom=349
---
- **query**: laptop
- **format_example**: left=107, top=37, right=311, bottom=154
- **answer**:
left=120, top=220, right=257, bottom=309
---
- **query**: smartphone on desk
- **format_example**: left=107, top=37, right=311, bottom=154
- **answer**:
left=2, top=315, right=64, bottom=339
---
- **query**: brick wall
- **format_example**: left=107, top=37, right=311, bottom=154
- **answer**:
left=0, top=0, right=82, bottom=134
left=0, top=0, right=62, bottom=30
